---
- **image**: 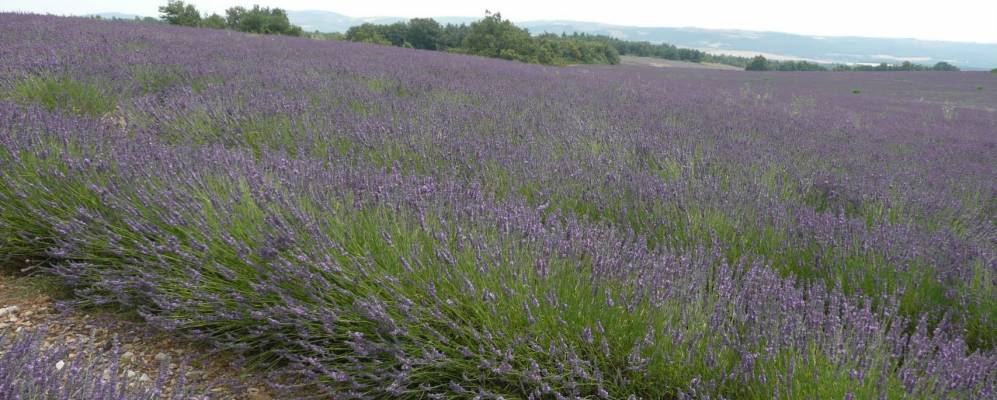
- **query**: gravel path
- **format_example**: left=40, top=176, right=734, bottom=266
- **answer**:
left=0, top=270, right=275, bottom=400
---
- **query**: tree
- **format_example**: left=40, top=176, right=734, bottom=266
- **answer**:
left=201, top=13, right=227, bottom=29
left=462, top=12, right=537, bottom=62
left=226, top=5, right=303, bottom=36
left=346, top=23, right=392, bottom=45
left=931, top=61, right=959, bottom=71
left=440, top=24, right=470, bottom=50
left=159, top=1, right=201, bottom=27
left=407, top=18, right=443, bottom=50
left=746, top=55, right=769, bottom=71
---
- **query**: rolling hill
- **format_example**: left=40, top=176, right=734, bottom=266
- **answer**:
left=284, top=10, right=997, bottom=70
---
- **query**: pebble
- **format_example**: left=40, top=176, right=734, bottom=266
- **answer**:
left=155, top=352, right=170, bottom=362
left=122, top=351, right=134, bottom=361
left=127, top=370, right=137, bottom=378
left=139, top=373, right=150, bottom=382
left=247, top=387, right=272, bottom=400
left=0, top=306, right=18, bottom=317
left=55, top=360, right=65, bottom=371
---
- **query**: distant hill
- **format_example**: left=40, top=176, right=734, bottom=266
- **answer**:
left=92, top=10, right=997, bottom=70
left=516, top=21, right=997, bottom=70
left=286, top=10, right=997, bottom=70
left=285, top=10, right=475, bottom=33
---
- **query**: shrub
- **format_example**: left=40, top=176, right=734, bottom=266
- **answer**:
left=7, top=75, right=115, bottom=116
left=746, top=55, right=770, bottom=71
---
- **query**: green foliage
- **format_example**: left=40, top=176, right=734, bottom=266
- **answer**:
left=776, top=60, right=827, bottom=71
left=225, top=5, right=303, bottom=36
left=535, top=34, right=620, bottom=65
left=7, top=75, right=115, bottom=116
left=406, top=18, right=443, bottom=50
left=833, top=61, right=961, bottom=72
left=991, top=68, right=997, bottom=74
left=561, top=33, right=705, bottom=62
left=307, top=31, right=345, bottom=41
left=201, top=13, right=227, bottom=29
left=158, top=1, right=201, bottom=27
left=746, top=55, right=770, bottom=71
left=345, top=13, right=619, bottom=66
left=461, top=12, right=539, bottom=61
left=344, top=23, right=393, bottom=45
left=931, top=61, right=959, bottom=71
left=852, top=88, right=862, bottom=94
left=158, top=2, right=302, bottom=36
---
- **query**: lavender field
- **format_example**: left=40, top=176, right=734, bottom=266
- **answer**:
left=1, top=14, right=995, bottom=399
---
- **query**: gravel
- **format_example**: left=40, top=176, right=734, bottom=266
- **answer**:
left=0, top=272, right=277, bottom=399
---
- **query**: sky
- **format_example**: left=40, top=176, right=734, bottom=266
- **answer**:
left=2, top=0, right=996, bottom=43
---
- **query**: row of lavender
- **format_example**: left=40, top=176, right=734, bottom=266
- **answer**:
left=1, top=13, right=994, bottom=398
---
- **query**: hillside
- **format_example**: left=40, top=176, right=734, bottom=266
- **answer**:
left=1, top=14, right=995, bottom=399
left=284, top=10, right=997, bottom=70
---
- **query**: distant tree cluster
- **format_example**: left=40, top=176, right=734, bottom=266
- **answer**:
left=831, top=61, right=960, bottom=72
left=346, top=13, right=619, bottom=66
left=743, top=55, right=827, bottom=71
left=88, top=15, right=164, bottom=24
left=558, top=33, right=707, bottom=62
left=158, top=1, right=303, bottom=36
left=743, top=55, right=959, bottom=72
left=345, top=19, right=457, bottom=49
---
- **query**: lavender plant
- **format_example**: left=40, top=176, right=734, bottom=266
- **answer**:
left=0, top=327, right=191, bottom=399
left=0, top=13, right=994, bottom=399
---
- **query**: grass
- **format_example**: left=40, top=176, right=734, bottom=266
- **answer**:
left=6, top=75, right=116, bottom=116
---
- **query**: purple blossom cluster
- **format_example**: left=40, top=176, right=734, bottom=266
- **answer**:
left=0, top=13, right=994, bottom=399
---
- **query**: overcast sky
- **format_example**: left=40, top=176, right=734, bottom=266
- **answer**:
left=2, top=0, right=995, bottom=43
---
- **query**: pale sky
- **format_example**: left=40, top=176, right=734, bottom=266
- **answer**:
left=2, top=0, right=996, bottom=43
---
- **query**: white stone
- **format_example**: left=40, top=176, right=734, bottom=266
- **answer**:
left=55, top=360, right=65, bottom=371
left=0, top=306, right=18, bottom=317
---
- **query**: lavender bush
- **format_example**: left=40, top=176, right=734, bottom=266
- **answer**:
left=0, top=327, right=191, bottom=399
left=0, top=13, right=994, bottom=398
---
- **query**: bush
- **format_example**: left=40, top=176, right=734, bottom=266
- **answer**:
left=158, top=0, right=200, bottom=27
left=225, top=5, right=303, bottom=36
left=746, top=55, right=769, bottom=71
left=7, top=75, right=115, bottom=116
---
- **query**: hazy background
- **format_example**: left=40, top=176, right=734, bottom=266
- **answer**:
left=2, top=0, right=996, bottom=43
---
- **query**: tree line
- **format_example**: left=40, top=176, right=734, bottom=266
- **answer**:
left=346, top=13, right=620, bottom=66
left=744, top=55, right=961, bottom=72
left=151, top=4, right=974, bottom=72
left=158, top=1, right=303, bottom=36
